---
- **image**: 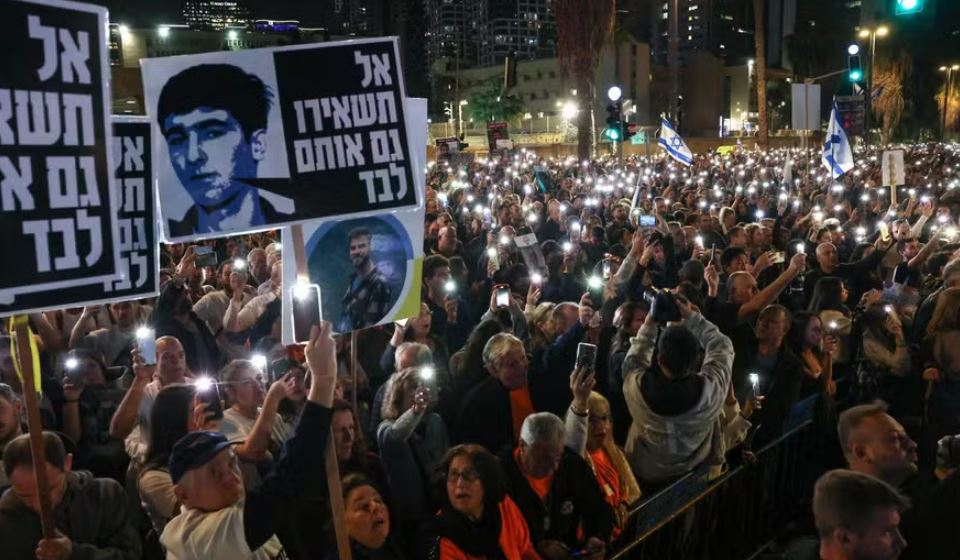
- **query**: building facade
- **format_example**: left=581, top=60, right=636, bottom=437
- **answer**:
left=182, top=0, right=253, bottom=30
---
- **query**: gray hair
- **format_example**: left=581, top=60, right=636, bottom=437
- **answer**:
left=837, top=403, right=889, bottom=458
left=482, top=333, right=522, bottom=370
left=519, top=412, right=565, bottom=446
left=395, top=342, right=432, bottom=370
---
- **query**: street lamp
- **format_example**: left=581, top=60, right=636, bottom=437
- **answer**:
left=939, top=64, right=960, bottom=141
left=457, top=99, right=468, bottom=137
left=856, top=25, right=889, bottom=145
left=607, top=85, right=622, bottom=102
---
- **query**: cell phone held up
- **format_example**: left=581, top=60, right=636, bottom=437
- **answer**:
left=196, top=379, right=224, bottom=421
left=136, top=327, right=156, bottom=366
left=575, top=342, right=598, bottom=374
left=194, top=246, right=218, bottom=268
left=495, top=284, right=510, bottom=308
left=291, top=284, right=322, bottom=344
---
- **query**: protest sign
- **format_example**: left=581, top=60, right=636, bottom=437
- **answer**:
left=282, top=98, right=427, bottom=341
left=487, top=122, right=509, bottom=153
left=0, top=117, right=159, bottom=316
left=435, top=137, right=458, bottom=164
left=514, top=233, right=547, bottom=277
left=141, top=37, right=420, bottom=243
left=0, top=0, right=122, bottom=317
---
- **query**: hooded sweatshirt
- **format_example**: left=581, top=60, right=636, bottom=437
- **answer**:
left=621, top=312, right=734, bottom=484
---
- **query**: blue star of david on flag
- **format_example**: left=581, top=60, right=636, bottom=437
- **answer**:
left=658, top=118, right=693, bottom=166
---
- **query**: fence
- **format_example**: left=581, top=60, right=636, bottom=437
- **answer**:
left=610, top=412, right=836, bottom=560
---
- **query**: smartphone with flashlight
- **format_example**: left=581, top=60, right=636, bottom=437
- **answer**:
left=495, top=284, right=510, bottom=308
left=194, top=246, right=218, bottom=268
left=575, top=342, right=598, bottom=374
left=770, top=251, right=786, bottom=265
left=136, top=327, right=156, bottom=366
left=291, top=283, right=322, bottom=344
left=638, top=214, right=656, bottom=228
left=602, top=259, right=612, bottom=279
left=195, top=378, right=224, bottom=421
left=879, top=221, right=891, bottom=242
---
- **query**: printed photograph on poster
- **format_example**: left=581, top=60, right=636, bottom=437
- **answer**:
left=281, top=210, right=424, bottom=342
left=0, top=0, right=123, bottom=316
left=0, top=117, right=160, bottom=317
left=141, top=37, right=420, bottom=243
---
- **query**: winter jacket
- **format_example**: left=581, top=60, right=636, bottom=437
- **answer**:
left=500, top=447, right=614, bottom=549
left=377, top=411, right=449, bottom=526
left=622, top=312, right=734, bottom=484
left=0, top=470, right=141, bottom=560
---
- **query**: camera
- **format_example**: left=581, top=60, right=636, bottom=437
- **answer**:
left=642, top=288, right=681, bottom=323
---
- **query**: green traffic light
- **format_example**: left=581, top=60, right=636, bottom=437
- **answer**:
left=605, top=127, right=621, bottom=141
left=849, top=69, right=862, bottom=82
left=896, top=0, right=923, bottom=14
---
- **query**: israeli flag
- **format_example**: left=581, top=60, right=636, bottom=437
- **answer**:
left=822, top=103, right=854, bottom=179
left=658, top=118, right=693, bottom=166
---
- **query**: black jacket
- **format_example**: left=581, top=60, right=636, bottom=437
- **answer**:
left=0, top=471, right=141, bottom=560
left=500, top=447, right=614, bottom=549
left=151, top=281, right=223, bottom=374
left=732, top=333, right=804, bottom=447
left=899, top=472, right=960, bottom=560
left=455, top=375, right=549, bottom=455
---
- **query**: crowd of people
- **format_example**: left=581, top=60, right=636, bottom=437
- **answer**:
left=1, top=141, right=959, bottom=560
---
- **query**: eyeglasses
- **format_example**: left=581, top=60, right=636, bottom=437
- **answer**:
left=447, top=468, right=480, bottom=483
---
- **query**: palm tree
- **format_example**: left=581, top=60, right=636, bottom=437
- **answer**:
left=873, top=52, right=912, bottom=144
left=554, top=0, right=616, bottom=159
left=935, top=79, right=960, bottom=140
left=753, top=0, right=768, bottom=150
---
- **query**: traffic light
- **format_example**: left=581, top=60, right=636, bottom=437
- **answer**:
left=623, top=122, right=639, bottom=142
left=604, top=102, right=622, bottom=142
left=895, top=0, right=923, bottom=15
left=848, top=53, right=863, bottom=83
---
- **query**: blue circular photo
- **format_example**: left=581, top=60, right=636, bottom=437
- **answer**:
left=306, top=215, right=413, bottom=332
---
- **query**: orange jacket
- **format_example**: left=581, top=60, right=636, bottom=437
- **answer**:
left=438, top=496, right=542, bottom=560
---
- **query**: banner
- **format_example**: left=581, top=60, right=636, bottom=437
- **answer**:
left=435, top=137, right=458, bottom=164
left=0, top=0, right=122, bottom=317
left=141, top=37, right=420, bottom=243
left=0, top=117, right=159, bottom=316
left=282, top=98, right=427, bottom=340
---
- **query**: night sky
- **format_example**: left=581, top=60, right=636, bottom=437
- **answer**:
left=86, top=0, right=332, bottom=27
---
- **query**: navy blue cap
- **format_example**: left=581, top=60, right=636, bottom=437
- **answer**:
left=168, top=431, right=237, bottom=483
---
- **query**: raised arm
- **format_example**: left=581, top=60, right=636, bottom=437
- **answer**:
left=738, top=253, right=805, bottom=320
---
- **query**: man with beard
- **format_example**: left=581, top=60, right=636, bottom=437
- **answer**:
left=339, top=228, right=393, bottom=332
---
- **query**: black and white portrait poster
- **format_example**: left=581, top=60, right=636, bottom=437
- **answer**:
left=0, top=117, right=159, bottom=316
left=0, top=0, right=122, bottom=317
left=141, top=37, right=420, bottom=243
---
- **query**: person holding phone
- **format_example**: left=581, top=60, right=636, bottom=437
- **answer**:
left=218, top=359, right=297, bottom=490
left=138, top=384, right=220, bottom=535
left=110, top=336, right=191, bottom=463
left=377, top=367, right=449, bottom=534
left=60, top=349, right=129, bottom=482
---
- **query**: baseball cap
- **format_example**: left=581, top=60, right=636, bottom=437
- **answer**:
left=168, top=431, right=238, bottom=483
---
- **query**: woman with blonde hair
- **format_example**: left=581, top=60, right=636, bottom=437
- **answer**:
left=572, top=391, right=641, bottom=540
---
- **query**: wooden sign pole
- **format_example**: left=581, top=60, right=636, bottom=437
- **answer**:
left=289, top=225, right=352, bottom=560
left=12, top=318, right=56, bottom=537
left=888, top=153, right=898, bottom=207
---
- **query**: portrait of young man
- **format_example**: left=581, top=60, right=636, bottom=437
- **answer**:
left=338, top=227, right=393, bottom=332
left=156, top=63, right=294, bottom=238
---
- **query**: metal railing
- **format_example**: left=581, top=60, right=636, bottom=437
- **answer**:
left=609, top=414, right=832, bottom=560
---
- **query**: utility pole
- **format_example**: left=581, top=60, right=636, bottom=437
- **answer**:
left=669, top=0, right=679, bottom=123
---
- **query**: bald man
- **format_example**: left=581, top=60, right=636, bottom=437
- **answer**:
left=804, top=238, right=891, bottom=303
left=705, top=253, right=805, bottom=337
left=109, top=336, right=189, bottom=461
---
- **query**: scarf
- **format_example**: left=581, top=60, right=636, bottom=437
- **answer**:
left=432, top=501, right=505, bottom=560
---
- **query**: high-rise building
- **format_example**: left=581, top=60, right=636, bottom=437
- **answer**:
left=182, top=0, right=253, bottom=30
left=333, top=0, right=382, bottom=35
left=650, top=0, right=755, bottom=66
left=424, top=0, right=486, bottom=68
left=481, top=0, right=556, bottom=66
